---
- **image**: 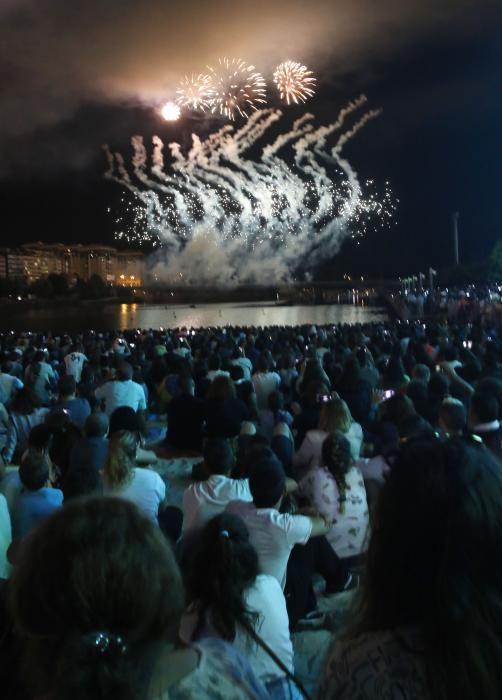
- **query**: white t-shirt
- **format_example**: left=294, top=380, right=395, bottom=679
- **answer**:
left=105, top=467, right=166, bottom=523
left=95, top=379, right=147, bottom=416
left=225, top=500, right=312, bottom=588
left=293, top=423, right=363, bottom=478
left=180, top=574, right=294, bottom=684
left=0, top=494, right=12, bottom=579
left=183, top=474, right=253, bottom=533
left=251, top=372, right=281, bottom=410
left=64, top=352, right=88, bottom=383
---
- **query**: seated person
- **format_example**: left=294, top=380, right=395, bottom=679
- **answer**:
left=11, top=449, right=63, bottom=539
left=8, top=498, right=269, bottom=699
left=204, top=376, right=249, bottom=439
left=94, top=360, right=147, bottom=417
left=181, top=513, right=303, bottom=699
left=293, top=398, right=363, bottom=478
left=299, top=432, right=369, bottom=560
left=319, top=437, right=502, bottom=700
left=53, top=375, right=91, bottom=429
left=109, top=406, right=156, bottom=465
left=103, top=430, right=166, bottom=524
left=226, top=452, right=330, bottom=589
left=165, top=377, right=205, bottom=452
left=183, top=438, right=252, bottom=534
left=69, top=412, right=109, bottom=475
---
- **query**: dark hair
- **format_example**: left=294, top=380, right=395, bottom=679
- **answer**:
left=11, top=388, right=40, bottom=415
left=85, top=412, right=109, bottom=438
left=9, top=498, right=184, bottom=700
left=322, top=432, right=353, bottom=513
left=19, top=449, right=50, bottom=491
left=115, top=362, right=133, bottom=382
left=249, top=453, right=286, bottom=508
left=348, top=438, right=502, bottom=700
left=63, top=468, right=102, bottom=501
left=185, top=512, right=259, bottom=642
left=59, top=375, right=76, bottom=397
left=203, top=437, right=234, bottom=475
left=109, top=406, right=141, bottom=438
left=471, top=392, right=499, bottom=424
left=206, top=375, right=236, bottom=401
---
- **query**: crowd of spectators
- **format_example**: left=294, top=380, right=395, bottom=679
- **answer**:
left=0, top=316, right=502, bottom=699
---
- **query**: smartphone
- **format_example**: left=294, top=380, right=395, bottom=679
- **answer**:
left=317, top=393, right=335, bottom=404
left=129, top=343, right=135, bottom=348
left=383, top=389, right=395, bottom=400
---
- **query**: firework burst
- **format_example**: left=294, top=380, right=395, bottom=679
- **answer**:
left=208, top=57, right=267, bottom=121
left=273, top=61, right=316, bottom=105
left=176, top=73, right=214, bottom=111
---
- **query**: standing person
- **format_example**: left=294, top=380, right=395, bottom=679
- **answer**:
left=95, top=361, right=147, bottom=417
left=8, top=498, right=270, bottom=700
left=320, top=438, right=502, bottom=700
left=64, top=344, right=88, bottom=384
left=103, top=430, right=166, bottom=524
left=182, top=512, right=303, bottom=699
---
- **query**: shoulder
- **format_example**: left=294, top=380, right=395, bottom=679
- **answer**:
left=321, top=630, right=428, bottom=700
left=175, top=637, right=269, bottom=700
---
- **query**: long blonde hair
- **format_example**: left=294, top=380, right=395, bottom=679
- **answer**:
left=319, top=398, right=352, bottom=434
left=104, top=430, right=137, bottom=488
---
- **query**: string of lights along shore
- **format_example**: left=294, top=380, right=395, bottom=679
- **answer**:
left=105, top=56, right=397, bottom=285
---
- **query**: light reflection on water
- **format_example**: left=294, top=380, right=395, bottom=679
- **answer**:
left=0, top=302, right=387, bottom=333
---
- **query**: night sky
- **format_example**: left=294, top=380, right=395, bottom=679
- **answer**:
left=1, top=0, right=501, bottom=279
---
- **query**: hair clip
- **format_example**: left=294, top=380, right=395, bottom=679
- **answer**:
left=83, top=631, right=128, bottom=657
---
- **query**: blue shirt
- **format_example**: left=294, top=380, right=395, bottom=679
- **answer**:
left=13, top=487, right=63, bottom=539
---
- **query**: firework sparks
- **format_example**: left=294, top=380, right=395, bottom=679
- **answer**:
left=208, top=57, right=266, bottom=121
left=160, top=101, right=181, bottom=121
left=176, top=73, right=214, bottom=111
left=105, top=101, right=397, bottom=283
left=273, top=61, right=316, bottom=105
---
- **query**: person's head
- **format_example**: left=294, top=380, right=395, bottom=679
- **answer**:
left=9, top=497, right=185, bottom=700
left=229, top=364, right=244, bottom=382
left=19, top=449, right=50, bottom=491
left=178, top=375, right=195, bottom=397
left=439, top=398, right=467, bottom=436
left=27, top=424, right=53, bottom=454
left=11, top=387, right=40, bottom=415
left=350, top=437, right=502, bottom=700
left=59, top=374, right=76, bottom=399
left=256, top=353, right=271, bottom=373
left=103, top=431, right=137, bottom=488
left=322, top=432, right=354, bottom=513
left=203, top=437, right=234, bottom=476
left=115, top=361, right=133, bottom=382
left=185, top=512, right=259, bottom=642
left=248, top=452, right=286, bottom=509
left=469, top=392, right=499, bottom=428
left=206, top=375, right=236, bottom=401
left=84, top=412, right=109, bottom=438
left=412, top=363, right=431, bottom=384
left=319, top=398, right=352, bottom=434
left=62, top=468, right=103, bottom=502
left=109, top=406, right=142, bottom=439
